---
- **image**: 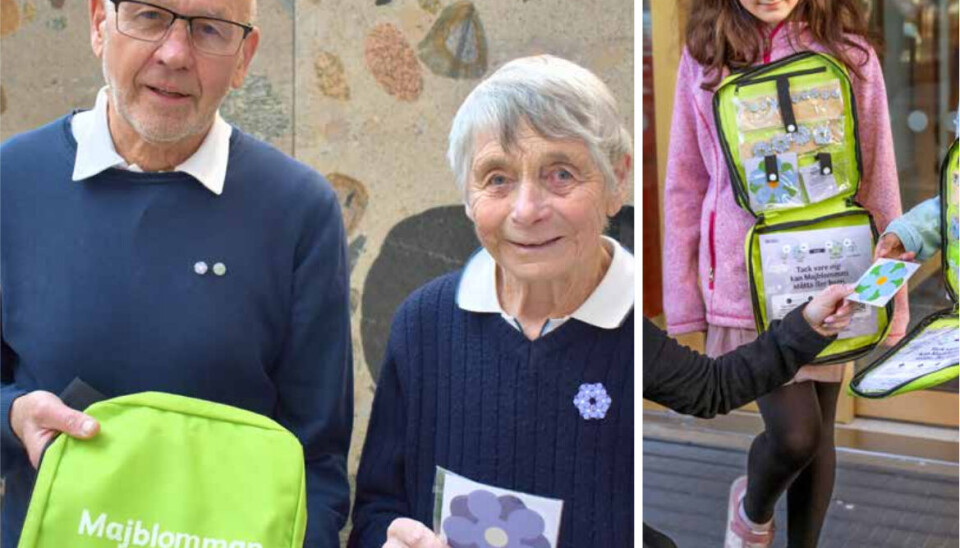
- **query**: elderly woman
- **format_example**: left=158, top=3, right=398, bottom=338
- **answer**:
left=347, top=55, right=634, bottom=548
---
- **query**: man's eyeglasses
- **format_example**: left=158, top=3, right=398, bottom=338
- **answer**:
left=109, top=0, right=254, bottom=57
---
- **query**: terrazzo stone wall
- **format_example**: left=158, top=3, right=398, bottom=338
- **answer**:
left=0, top=0, right=633, bottom=496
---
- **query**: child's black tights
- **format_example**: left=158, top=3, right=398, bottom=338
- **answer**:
left=743, top=381, right=841, bottom=548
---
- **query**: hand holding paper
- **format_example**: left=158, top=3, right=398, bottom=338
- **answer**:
left=846, top=259, right=920, bottom=308
left=802, top=284, right=857, bottom=337
left=385, top=518, right=448, bottom=548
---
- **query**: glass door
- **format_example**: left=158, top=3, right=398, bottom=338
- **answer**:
left=855, top=0, right=959, bottom=427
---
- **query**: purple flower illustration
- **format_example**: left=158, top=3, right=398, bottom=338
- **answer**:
left=443, top=490, right=550, bottom=548
left=573, top=383, right=612, bottom=420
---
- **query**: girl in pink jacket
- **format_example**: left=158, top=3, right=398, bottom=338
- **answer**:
left=662, top=1, right=907, bottom=547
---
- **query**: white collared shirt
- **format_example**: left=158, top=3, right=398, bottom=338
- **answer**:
left=457, top=236, right=635, bottom=337
left=71, top=87, right=232, bottom=195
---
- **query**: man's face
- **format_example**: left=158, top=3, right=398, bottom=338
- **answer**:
left=89, top=0, right=260, bottom=144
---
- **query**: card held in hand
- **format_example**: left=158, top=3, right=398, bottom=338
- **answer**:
left=433, top=467, right=564, bottom=548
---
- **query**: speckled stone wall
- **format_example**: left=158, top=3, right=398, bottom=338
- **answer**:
left=1, top=0, right=633, bottom=526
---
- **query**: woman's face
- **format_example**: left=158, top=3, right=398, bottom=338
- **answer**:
left=738, top=0, right=800, bottom=26
left=465, top=122, right=625, bottom=284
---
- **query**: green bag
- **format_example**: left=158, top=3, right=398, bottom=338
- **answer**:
left=18, top=392, right=307, bottom=548
left=849, top=140, right=960, bottom=398
left=714, top=51, right=890, bottom=364
left=943, top=138, right=959, bottom=301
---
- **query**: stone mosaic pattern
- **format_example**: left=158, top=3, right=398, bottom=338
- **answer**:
left=1, top=0, right=634, bottom=529
left=364, top=22, right=424, bottom=101
left=220, top=74, right=290, bottom=143
left=1, top=0, right=20, bottom=37
left=315, top=52, right=351, bottom=101
left=417, top=1, right=488, bottom=79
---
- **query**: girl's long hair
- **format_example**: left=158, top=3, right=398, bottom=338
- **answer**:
left=686, top=0, right=882, bottom=89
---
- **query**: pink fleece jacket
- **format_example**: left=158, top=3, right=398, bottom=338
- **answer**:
left=662, top=24, right=908, bottom=337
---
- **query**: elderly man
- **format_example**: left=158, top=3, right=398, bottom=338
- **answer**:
left=0, top=0, right=352, bottom=546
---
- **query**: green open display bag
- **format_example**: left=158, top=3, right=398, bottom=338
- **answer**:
left=714, top=51, right=891, bottom=364
left=849, top=139, right=960, bottom=398
left=943, top=138, right=959, bottom=301
left=18, top=392, right=307, bottom=548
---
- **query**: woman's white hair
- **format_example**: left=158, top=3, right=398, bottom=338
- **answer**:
left=447, top=54, right=632, bottom=198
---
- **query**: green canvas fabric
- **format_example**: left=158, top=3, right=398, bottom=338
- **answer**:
left=851, top=141, right=960, bottom=398
left=18, top=392, right=307, bottom=548
left=942, top=139, right=958, bottom=301
left=745, top=207, right=890, bottom=363
left=713, top=52, right=861, bottom=217
left=849, top=311, right=958, bottom=398
left=715, top=51, right=889, bottom=363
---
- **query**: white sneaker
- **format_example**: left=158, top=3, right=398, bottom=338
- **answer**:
left=724, top=476, right=774, bottom=548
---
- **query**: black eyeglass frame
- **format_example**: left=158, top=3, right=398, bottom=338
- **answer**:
left=108, top=0, right=255, bottom=56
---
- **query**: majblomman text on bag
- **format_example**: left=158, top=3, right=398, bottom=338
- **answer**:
left=78, top=510, right=264, bottom=548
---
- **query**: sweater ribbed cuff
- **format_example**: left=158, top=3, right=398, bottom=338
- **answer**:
left=779, top=305, right=833, bottom=362
left=666, top=318, right=708, bottom=336
left=883, top=219, right=925, bottom=259
left=1, top=386, right=27, bottom=471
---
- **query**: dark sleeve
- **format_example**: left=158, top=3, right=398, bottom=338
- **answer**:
left=1, top=289, right=28, bottom=472
left=642, top=523, right=678, bottom=548
left=642, top=306, right=832, bottom=418
left=347, top=313, right=410, bottom=548
left=272, top=182, right=353, bottom=547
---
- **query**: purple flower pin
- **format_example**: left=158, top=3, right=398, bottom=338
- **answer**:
left=573, top=383, right=612, bottom=420
left=443, top=490, right=550, bottom=548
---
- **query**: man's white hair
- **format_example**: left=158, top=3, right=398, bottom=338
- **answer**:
left=447, top=54, right=632, bottom=198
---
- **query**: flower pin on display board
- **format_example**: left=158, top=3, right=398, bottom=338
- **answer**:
left=846, top=259, right=921, bottom=307
left=744, top=153, right=802, bottom=210
left=435, top=468, right=563, bottom=548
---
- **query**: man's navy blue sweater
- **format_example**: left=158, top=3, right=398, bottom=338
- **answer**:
left=348, top=271, right=634, bottom=547
left=0, top=115, right=353, bottom=547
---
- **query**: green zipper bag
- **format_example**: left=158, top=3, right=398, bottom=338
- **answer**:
left=17, top=392, right=307, bottom=548
left=849, top=139, right=959, bottom=398
left=714, top=51, right=891, bottom=364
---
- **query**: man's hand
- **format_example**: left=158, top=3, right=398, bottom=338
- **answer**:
left=10, top=391, right=100, bottom=469
left=383, top=518, right=447, bottom=548
left=874, top=233, right=916, bottom=262
left=802, top=284, right=857, bottom=337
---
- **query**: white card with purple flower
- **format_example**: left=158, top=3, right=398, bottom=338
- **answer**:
left=846, top=259, right=920, bottom=307
left=434, top=467, right=563, bottom=548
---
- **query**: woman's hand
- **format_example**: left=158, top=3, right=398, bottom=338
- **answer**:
left=383, top=518, right=448, bottom=548
left=802, top=284, right=857, bottom=337
left=874, top=233, right=916, bottom=262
